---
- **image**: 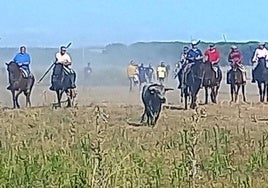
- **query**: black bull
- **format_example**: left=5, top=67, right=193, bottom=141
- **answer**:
left=182, top=60, right=222, bottom=109
left=140, top=83, right=173, bottom=126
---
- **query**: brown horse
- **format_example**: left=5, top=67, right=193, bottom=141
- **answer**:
left=6, top=61, right=35, bottom=108
left=228, top=66, right=246, bottom=103
left=200, top=60, right=222, bottom=104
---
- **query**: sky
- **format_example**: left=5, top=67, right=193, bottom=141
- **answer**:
left=0, top=0, right=267, bottom=47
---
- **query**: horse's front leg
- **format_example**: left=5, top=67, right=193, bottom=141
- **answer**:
left=235, top=85, right=240, bottom=103
left=258, top=82, right=264, bottom=102
left=211, top=86, right=216, bottom=104
left=205, top=86, right=208, bottom=104
left=242, top=85, right=246, bottom=102
left=11, top=90, right=16, bottom=109
left=56, top=90, right=63, bottom=108
left=230, top=84, right=234, bottom=102
left=15, top=90, right=22, bottom=108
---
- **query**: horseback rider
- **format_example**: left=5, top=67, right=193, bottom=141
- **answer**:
left=251, top=42, right=268, bottom=83
left=227, top=45, right=246, bottom=84
left=176, top=46, right=189, bottom=89
left=156, top=62, right=167, bottom=84
left=180, top=40, right=203, bottom=88
left=204, top=43, right=221, bottom=78
left=10, top=46, right=33, bottom=92
left=50, top=46, right=76, bottom=90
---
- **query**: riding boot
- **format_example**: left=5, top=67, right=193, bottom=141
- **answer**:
left=227, top=70, right=231, bottom=84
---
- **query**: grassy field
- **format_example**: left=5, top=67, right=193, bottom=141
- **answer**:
left=1, top=85, right=268, bottom=187
left=0, top=65, right=268, bottom=187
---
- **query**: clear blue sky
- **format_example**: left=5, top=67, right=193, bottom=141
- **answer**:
left=0, top=0, right=267, bottom=47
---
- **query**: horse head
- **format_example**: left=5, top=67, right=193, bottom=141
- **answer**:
left=6, top=61, right=21, bottom=80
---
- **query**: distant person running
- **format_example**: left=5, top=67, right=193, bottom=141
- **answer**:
left=145, top=64, right=154, bottom=83
left=138, top=63, right=147, bottom=89
left=156, top=62, right=167, bottom=85
left=127, top=60, right=138, bottom=91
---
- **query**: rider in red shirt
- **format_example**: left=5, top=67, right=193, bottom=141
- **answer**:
left=204, top=44, right=221, bottom=77
left=227, top=45, right=246, bottom=84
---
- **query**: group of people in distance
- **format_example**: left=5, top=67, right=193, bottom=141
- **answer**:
left=7, top=45, right=77, bottom=91
left=127, top=60, right=170, bottom=91
left=174, top=40, right=268, bottom=89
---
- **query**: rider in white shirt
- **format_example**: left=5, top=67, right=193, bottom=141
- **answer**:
left=251, top=42, right=268, bottom=82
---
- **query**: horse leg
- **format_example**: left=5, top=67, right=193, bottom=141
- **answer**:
left=11, top=90, right=16, bottom=109
left=56, top=90, right=63, bottom=108
left=184, top=88, right=188, bottom=110
left=242, top=85, right=246, bottom=102
left=230, top=84, right=234, bottom=102
left=24, top=91, right=31, bottom=107
left=266, top=84, right=268, bottom=102
left=211, top=86, right=216, bottom=104
left=205, top=86, right=208, bottom=104
left=15, top=90, right=23, bottom=108
left=235, top=85, right=240, bottom=103
left=258, top=82, right=264, bottom=102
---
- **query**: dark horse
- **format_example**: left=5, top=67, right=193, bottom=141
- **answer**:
left=228, top=65, right=246, bottom=103
left=50, top=63, right=76, bottom=108
left=182, top=61, right=202, bottom=109
left=200, top=60, right=222, bottom=104
left=253, top=58, right=268, bottom=102
left=6, top=61, right=35, bottom=108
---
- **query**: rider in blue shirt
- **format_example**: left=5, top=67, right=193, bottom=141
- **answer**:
left=186, top=40, right=203, bottom=63
left=13, top=46, right=31, bottom=76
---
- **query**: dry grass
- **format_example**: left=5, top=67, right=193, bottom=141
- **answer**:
left=0, top=100, right=268, bottom=187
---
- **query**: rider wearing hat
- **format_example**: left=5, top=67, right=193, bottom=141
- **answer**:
left=227, top=45, right=246, bottom=84
left=52, top=45, right=76, bottom=89
left=204, top=43, right=221, bottom=78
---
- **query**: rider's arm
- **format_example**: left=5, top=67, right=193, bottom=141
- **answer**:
left=21, top=53, right=31, bottom=65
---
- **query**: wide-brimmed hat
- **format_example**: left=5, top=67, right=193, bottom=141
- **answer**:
left=191, top=40, right=200, bottom=46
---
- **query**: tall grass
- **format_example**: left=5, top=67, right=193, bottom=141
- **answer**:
left=0, top=104, right=267, bottom=187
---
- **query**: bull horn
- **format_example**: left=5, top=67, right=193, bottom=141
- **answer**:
left=148, top=83, right=162, bottom=90
left=164, top=87, right=174, bottom=91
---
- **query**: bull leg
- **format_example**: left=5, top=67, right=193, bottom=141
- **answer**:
left=140, top=108, right=146, bottom=123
